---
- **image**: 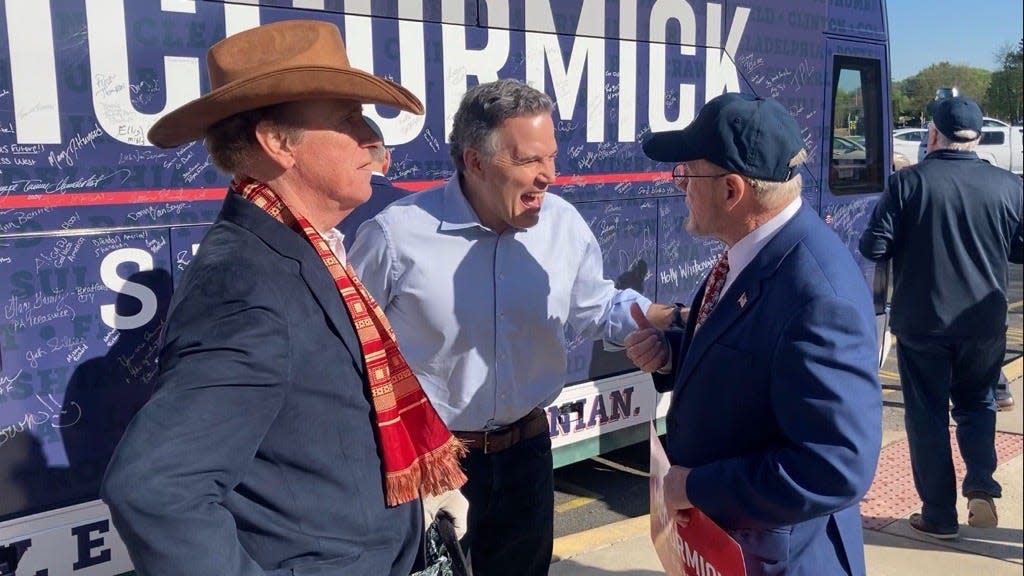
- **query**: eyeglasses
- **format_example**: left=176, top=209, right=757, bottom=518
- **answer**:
left=671, top=164, right=732, bottom=191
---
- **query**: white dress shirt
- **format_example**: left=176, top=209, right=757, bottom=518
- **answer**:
left=348, top=176, right=651, bottom=431
left=720, top=196, right=802, bottom=297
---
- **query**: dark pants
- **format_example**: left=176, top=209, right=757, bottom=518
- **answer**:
left=897, top=334, right=1004, bottom=528
left=460, top=431, right=553, bottom=576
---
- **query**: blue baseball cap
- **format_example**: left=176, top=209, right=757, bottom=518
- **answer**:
left=363, top=116, right=385, bottom=145
left=927, top=96, right=982, bottom=142
left=642, top=93, right=804, bottom=182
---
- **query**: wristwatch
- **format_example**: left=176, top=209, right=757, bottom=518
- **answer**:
left=671, top=304, right=687, bottom=329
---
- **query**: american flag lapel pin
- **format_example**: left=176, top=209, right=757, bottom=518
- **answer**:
left=738, top=292, right=748, bottom=308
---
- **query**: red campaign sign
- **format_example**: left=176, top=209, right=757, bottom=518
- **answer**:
left=649, top=423, right=746, bottom=576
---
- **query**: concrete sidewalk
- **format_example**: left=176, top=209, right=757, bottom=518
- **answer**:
left=549, top=359, right=1024, bottom=575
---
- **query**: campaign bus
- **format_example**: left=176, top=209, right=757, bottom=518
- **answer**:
left=1, top=0, right=893, bottom=572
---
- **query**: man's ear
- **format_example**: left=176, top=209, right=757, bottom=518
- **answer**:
left=463, top=148, right=485, bottom=179
left=380, top=148, right=392, bottom=175
left=926, top=124, right=939, bottom=154
left=254, top=120, right=297, bottom=170
left=722, top=173, right=746, bottom=211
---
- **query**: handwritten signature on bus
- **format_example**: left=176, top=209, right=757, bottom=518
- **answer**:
left=0, top=393, right=83, bottom=448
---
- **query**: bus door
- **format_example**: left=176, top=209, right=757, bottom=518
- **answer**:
left=822, top=36, right=893, bottom=366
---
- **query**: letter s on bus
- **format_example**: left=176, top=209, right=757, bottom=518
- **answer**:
left=99, top=248, right=157, bottom=330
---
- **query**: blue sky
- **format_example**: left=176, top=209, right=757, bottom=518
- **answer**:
left=887, top=1, right=1024, bottom=80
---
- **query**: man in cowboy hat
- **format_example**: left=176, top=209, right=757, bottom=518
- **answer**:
left=101, top=20, right=465, bottom=576
left=337, top=117, right=409, bottom=250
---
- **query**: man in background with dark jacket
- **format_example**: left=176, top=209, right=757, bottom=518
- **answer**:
left=338, top=117, right=409, bottom=250
left=860, top=96, right=1024, bottom=540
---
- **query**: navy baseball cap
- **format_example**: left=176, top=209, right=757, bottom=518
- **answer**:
left=363, top=116, right=385, bottom=145
left=642, top=93, right=804, bottom=182
left=927, top=96, right=982, bottom=142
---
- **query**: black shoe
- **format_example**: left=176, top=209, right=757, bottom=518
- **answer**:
left=966, top=492, right=999, bottom=529
left=908, top=513, right=959, bottom=539
left=995, top=389, right=1014, bottom=411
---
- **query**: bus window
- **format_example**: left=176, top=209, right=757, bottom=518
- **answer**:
left=829, top=56, right=884, bottom=194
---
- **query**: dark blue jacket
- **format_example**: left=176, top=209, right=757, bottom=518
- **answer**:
left=101, top=192, right=422, bottom=576
left=859, top=150, right=1024, bottom=338
left=654, top=205, right=881, bottom=576
left=339, top=174, right=409, bottom=250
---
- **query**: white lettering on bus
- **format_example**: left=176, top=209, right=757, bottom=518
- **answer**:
left=1, top=0, right=748, bottom=147
left=99, top=248, right=158, bottom=330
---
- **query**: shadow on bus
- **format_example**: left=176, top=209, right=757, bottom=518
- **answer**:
left=60, top=268, right=170, bottom=502
left=0, top=269, right=169, bottom=527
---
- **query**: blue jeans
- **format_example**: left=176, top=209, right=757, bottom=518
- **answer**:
left=460, top=431, right=553, bottom=576
left=897, top=334, right=1004, bottom=528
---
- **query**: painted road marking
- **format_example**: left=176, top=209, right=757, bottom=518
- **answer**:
left=554, top=481, right=602, bottom=514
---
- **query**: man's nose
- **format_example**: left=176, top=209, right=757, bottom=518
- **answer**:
left=537, top=158, right=556, bottom=187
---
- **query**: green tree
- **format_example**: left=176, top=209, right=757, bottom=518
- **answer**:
left=891, top=79, right=913, bottom=126
left=907, top=62, right=991, bottom=111
left=983, top=39, right=1023, bottom=122
left=891, top=63, right=992, bottom=126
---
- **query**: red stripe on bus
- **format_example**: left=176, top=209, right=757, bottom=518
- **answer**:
left=0, top=188, right=229, bottom=209
left=0, top=172, right=674, bottom=209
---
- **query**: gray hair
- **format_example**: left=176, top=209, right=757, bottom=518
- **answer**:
left=369, top=144, right=387, bottom=163
left=933, top=126, right=980, bottom=151
left=746, top=149, right=807, bottom=208
left=448, top=79, right=554, bottom=173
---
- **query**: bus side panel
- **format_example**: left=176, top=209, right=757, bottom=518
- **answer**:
left=0, top=0, right=892, bottom=569
left=199, top=0, right=474, bottom=24
left=0, top=230, right=172, bottom=523
left=168, top=225, right=208, bottom=287
left=0, top=0, right=229, bottom=233
left=566, top=199, right=659, bottom=385
left=826, top=0, right=888, bottom=41
left=731, top=0, right=829, bottom=203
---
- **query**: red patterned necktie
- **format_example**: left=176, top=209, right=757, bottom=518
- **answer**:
left=694, top=251, right=730, bottom=331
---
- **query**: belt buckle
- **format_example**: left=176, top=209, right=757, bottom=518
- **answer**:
left=482, top=429, right=495, bottom=454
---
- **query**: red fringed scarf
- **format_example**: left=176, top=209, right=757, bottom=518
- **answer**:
left=236, top=177, right=466, bottom=506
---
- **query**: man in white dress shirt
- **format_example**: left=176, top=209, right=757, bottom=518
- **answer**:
left=349, top=79, right=671, bottom=576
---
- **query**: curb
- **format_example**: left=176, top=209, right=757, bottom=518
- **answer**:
left=551, top=515, right=648, bottom=563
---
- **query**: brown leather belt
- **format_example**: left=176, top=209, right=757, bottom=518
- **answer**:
left=453, top=408, right=549, bottom=454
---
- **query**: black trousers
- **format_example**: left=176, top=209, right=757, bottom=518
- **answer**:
left=897, top=333, right=1003, bottom=528
left=460, top=431, right=553, bottom=576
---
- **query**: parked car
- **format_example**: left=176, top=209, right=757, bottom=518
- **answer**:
left=893, top=128, right=927, bottom=166
left=832, top=135, right=910, bottom=177
left=917, top=117, right=1023, bottom=175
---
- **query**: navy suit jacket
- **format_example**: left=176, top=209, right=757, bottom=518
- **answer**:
left=654, top=205, right=881, bottom=576
left=102, top=192, right=422, bottom=576
left=339, top=174, right=408, bottom=251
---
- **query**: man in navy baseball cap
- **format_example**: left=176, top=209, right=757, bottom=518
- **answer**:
left=626, top=91, right=881, bottom=576
left=860, top=91, right=1020, bottom=540
left=642, top=92, right=805, bottom=182
left=926, top=96, right=983, bottom=142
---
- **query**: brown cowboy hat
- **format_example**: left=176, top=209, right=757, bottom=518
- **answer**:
left=147, top=19, right=424, bottom=148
